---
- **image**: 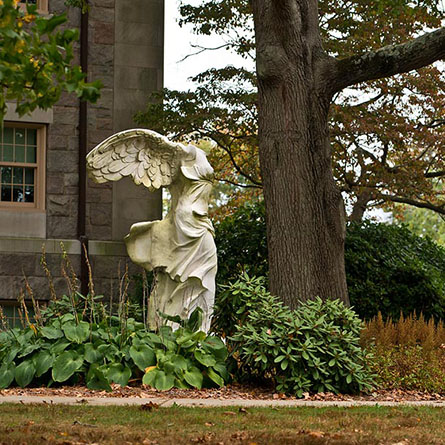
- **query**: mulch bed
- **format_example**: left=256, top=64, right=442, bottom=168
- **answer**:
left=1, top=384, right=444, bottom=402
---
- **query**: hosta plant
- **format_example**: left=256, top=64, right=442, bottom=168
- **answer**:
left=0, top=293, right=229, bottom=392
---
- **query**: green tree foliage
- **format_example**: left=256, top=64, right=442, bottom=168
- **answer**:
left=135, top=0, right=444, bottom=218
left=395, top=204, right=445, bottom=246
left=0, top=0, right=101, bottom=121
left=215, top=201, right=445, bottom=320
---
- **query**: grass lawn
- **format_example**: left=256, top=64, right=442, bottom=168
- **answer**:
left=0, top=403, right=444, bottom=444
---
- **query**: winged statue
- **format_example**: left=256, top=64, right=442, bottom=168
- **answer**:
left=86, top=129, right=217, bottom=332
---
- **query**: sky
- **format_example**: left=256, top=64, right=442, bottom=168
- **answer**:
left=164, top=0, right=253, bottom=91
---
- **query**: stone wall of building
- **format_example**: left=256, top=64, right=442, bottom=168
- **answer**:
left=0, top=0, right=164, bottom=304
left=46, top=0, right=82, bottom=240
left=0, top=239, right=81, bottom=301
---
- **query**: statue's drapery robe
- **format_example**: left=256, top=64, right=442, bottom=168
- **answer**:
left=125, top=164, right=217, bottom=331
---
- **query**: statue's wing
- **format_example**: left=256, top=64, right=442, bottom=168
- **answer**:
left=86, top=129, right=189, bottom=191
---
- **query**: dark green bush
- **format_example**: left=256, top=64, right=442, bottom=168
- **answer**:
left=215, top=200, right=268, bottom=286
left=214, top=201, right=445, bottom=320
left=218, top=274, right=374, bottom=396
left=345, top=222, right=445, bottom=320
left=0, top=293, right=229, bottom=391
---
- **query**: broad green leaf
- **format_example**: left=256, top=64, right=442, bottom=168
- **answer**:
left=63, top=321, right=90, bottom=344
left=0, top=363, right=15, bottom=389
left=41, top=326, right=64, bottom=339
left=129, top=344, right=156, bottom=371
left=194, top=350, right=216, bottom=367
left=202, top=337, right=228, bottom=361
left=170, top=355, right=188, bottom=372
left=60, top=313, right=75, bottom=323
left=184, top=367, right=203, bottom=389
left=86, top=364, right=112, bottom=391
left=97, top=344, right=120, bottom=362
left=212, top=363, right=229, bottom=383
left=186, top=307, right=203, bottom=331
left=207, top=368, right=224, bottom=387
left=50, top=339, right=71, bottom=354
left=176, top=332, right=196, bottom=347
left=15, top=360, right=36, bottom=388
left=202, top=336, right=225, bottom=351
left=174, top=378, right=190, bottom=389
left=142, top=368, right=175, bottom=391
left=142, top=367, right=157, bottom=387
left=158, top=311, right=183, bottom=325
left=84, top=343, right=103, bottom=364
left=106, top=363, right=132, bottom=387
left=52, top=351, right=83, bottom=382
left=18, top=344, right=41, bottom=358
left=33, top=350, right=55, bottom=377
left=140, top=332, right=162, bottom=348
left=153, top=370, right=175, bottom=391
left=4, top=347, right=19, bottom=364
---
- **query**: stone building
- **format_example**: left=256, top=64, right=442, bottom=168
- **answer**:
left=0, top=0, right=164, bottom=325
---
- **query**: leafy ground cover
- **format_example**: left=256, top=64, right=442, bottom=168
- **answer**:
left=1, top=404, right=445, bottom=444
left=0, top=294, right=229, bottom=392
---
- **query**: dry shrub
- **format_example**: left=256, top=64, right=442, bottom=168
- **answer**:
left=362, top=313, right=445, bottom=393
left=361, top=312, right=445, bottom=350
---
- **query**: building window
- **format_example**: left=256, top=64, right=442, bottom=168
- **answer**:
left=0, top=301, right=37, bottom=329
left=0, top=123, right=46, bottom=210
left=19, top=0, right=48, bottom=14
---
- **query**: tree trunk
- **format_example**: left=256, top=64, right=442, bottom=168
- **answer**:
left=349, top=191, right=372, bottom=222
left=252, top=0, right=349, bottom=308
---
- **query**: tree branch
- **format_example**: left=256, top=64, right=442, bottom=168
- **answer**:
left=378, top=194, right=445, bottom=215
left=216, top=177, right=263, bottom=189
left=424, top=170, right=445, bottom=178
left=331, top=27, right=445, bottom=93
left=199, top=130, right=263, bottom=187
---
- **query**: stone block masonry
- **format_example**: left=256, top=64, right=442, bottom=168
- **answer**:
left=0, top=238, right=143, bottom=304
left=0, top=0, right=164, bottom=305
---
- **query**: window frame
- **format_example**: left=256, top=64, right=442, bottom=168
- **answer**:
left=0, top=300, right=41, bottom=329
left=0, top=122, right=46, bottom=211
left=19, top=0, right=49, bottom=15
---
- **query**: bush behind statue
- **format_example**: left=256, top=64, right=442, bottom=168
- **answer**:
left=215, top=201, right=445, bottom=320
left=214, top=273, right=375, bottom=396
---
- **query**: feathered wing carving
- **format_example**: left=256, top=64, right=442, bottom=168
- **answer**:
left=86, top=129, right=189, bottom=191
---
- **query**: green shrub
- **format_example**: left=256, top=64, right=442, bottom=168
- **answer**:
left=0, top=293, right=229, bottom=391
left=214, top=201, right=445, bottom=320
left=218, top=274, right=374, bottom=397
left=215, top=201, right=268, bottom=286
left=345, top=222, right=445, bottom=320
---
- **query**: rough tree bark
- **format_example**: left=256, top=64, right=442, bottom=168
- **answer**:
left=251, top=0, right=445, bottom=308
left=349, top=192, right=372, bottom=223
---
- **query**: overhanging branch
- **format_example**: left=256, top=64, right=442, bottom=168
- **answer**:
left=424, top=170, right=445, bottom=178
left=378, top=194, right=445, bottom=215
left=332, top=27, right=445, bottom=93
